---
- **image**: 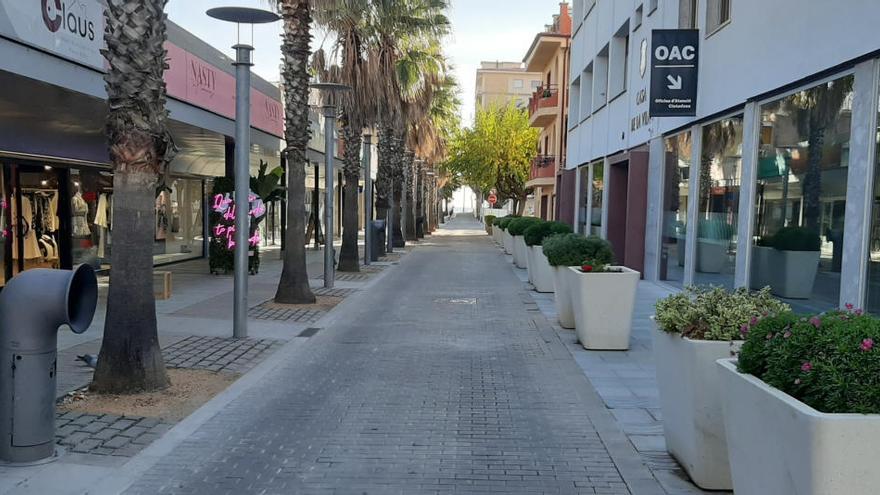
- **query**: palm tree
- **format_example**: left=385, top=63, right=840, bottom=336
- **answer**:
left=91, top=0, right=174, bottom=393
left=270, top=0, right=339, bottom=304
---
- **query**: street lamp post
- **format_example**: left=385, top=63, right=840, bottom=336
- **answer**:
left=310, top=83, right=351, bottom=289
left=363, top=134, right=372, bottom=266
left=207, top=7, right=279, bottom=339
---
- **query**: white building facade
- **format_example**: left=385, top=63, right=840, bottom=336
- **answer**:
left=568, top=0, right=880, bottom=314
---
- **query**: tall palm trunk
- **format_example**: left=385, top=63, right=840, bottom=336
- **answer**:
left=803, top=121, right=826, bottom=233
left=92, top=0, right=171, bottom=393
left=391, top=133, right=405, bottom=247
left=416, top=160, right=425, bottom=238
left=338, top=122, right=361, bottom=272
left=376, top=125, right=394, bottom=222
left=404, top=152, right=417, bottom=241
left=275, top=0, right=316, bottom=304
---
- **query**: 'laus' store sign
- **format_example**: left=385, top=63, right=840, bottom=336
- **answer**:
left=0, top=0, right=283, bottom=138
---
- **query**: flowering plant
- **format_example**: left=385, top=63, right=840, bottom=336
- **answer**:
left=738, top=306, right=880, bottom=414
left=579, top=258, right=618, bottom=273
left=654, top=286, right=789, bottom=340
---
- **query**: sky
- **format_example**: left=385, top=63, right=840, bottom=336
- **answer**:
left=167, top=0, right=564, bottom=127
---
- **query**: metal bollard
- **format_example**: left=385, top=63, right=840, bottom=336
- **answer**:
left=0, top=265, right=98, bottom=463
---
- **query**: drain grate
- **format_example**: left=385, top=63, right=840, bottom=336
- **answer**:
left=298, top=327, right=322, bottom=338
left=434, top=297, right=478, bottom=305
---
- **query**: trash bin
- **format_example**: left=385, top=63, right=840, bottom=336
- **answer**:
left=371, top=220, right=386, bottom=261
left=0, top=265, right=98, bottom=463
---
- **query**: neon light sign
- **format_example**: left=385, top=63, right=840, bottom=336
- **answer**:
left=212, top=192, right=266, bottom=250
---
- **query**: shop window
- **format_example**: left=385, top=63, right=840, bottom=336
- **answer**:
left=755, top=75, right=853, bottom=312
left=660, top=131, right=692, bottom=285
left=69, top=168, right=112, bottom=270
left=590, top=160, right=604, bottom=235
left=157, top=178, right=204, bottom=264
left=694, top=116, right=743, bottom=290
left=707, top=0, right=731, bottom=34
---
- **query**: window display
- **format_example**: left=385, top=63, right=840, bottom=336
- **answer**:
left=15, top=167, right=62, bottom=273
left=753, top=75, right=853, bottom=312
left=661, top=131, right=691, bottom=284
left=154, top=178, right=205, bottom=264
left=591, top=161, right=604, bottom=236
left=694, top=116, right=743, bottom=289
left=70, top=168, right=112, bottom=270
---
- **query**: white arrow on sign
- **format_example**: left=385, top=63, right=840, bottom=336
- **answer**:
left=666, top=75, right=683, bottom=90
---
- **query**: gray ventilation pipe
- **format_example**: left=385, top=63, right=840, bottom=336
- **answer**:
left=0, top=264, right=98, bottom=463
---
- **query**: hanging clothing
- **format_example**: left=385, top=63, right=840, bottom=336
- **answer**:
left=155, top=193, right=168, bottom=240
left=13, top=196, right=42, bottom=260
left=94, top=194, right=109, bottom=228
left=72, top=192, right=90, bottom=237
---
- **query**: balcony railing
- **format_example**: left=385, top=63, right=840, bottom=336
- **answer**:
left=530, top=155, right=556, bottom=180
left=528, top=85, right=560, bottom=119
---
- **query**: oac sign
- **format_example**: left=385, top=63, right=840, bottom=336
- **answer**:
left=649, top=29, right=699, bottom=117
left=0, top=0, right=106, bottom=71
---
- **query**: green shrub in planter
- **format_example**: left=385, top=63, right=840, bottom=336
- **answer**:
left=542, top=234, right=613, bottom=267
left=524, top=221, right=572, bottom=247
left=771, top=226, right=821, bottom=251
left=738, top=306, right=880, bottom=413
left=496, top=216, right=517, bottom=231
left=507, top=216, right=542, bottom=236
left=655, top=286, right=790, bottom=340
left=484, top=214, right=496, bottom=234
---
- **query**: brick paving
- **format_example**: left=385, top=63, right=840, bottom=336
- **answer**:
left=123, top=215, right=639, bottom=495
left=55, top=412, right=172, bottom=457
left=162, top=336, right=284, bottom=373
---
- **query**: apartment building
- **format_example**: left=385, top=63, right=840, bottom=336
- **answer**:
left=567, top=0, right=880, bottom=314
left=475, top=61, right=542, bottom=111
left=523, top=3, right=573, bottom=222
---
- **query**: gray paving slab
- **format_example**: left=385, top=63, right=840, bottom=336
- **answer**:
left=119, top=215, right=650, bottom=494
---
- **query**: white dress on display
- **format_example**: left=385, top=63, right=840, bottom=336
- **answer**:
left=72, top=192, right=90, bottom=237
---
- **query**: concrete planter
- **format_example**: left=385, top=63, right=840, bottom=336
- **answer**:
left=567, top=266, right=639, bottom=350
left=513, top=236, right=528, bottom=269
left=749, top=245, right=776, bottom=290
left=552, top=266, right=575, bottom=329
left=771, top=250, right=819, bottom=299
left=502, top=231, right=513, bottom=255
left=696, top=239, right=727, bottom=273
left=492, top=227, right=502, bottom=245
left=654, top=329, right=740, bottom=490
left=530, top=246, right=554, bottom=293
left=718, top=358, right=880, bottom=495
left=676, top=235, right=686, bottom=267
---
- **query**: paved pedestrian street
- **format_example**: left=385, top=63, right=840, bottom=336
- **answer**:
left=119, top=215, right=655, bottom=495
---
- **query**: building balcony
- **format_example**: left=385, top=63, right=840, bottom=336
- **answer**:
left=529, top=155, right=557, bottom=181
left=528, top=86, right=560, bottom=128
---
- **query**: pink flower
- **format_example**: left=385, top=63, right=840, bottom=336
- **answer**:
left=739, top=324, right=749, bottom=337
left=801, top=362, right=813, bottom=373
left=749, top=316, right=759, bottom=327
left=846, top=303, right=855, bottom=310
left=783, top=330, right=792, bottom=339
left=809, top=316, right=822, bottom=329
left=766, top=332, right=773, bottom=340
left=861, top=338, right=874, bottom=352
left=855, top=309, right=864, bottom=316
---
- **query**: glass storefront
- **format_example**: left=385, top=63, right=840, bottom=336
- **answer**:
left=753, top=75, right=853, bottom=312
left=693, top=116, right=743, bottom=289
left=155, top=177, right=205, bottom=264
left=660, top=131, right=691, bottom=285
left=590, top=160, right=604, bottom=235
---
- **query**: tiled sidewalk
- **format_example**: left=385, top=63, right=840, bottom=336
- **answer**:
left=508, top=257, right=716, bottom=495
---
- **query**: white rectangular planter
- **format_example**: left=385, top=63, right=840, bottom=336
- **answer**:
left=530, top=246, right=554, bottom=293
left=718, top=358, right=880, bottom=495
left=749, top=245, right=775, bottom=290
left=552, top=266, right=575, bottom=329
left=567, top=266, right=639, bottom=350
left=696, top=239, right=727, bottom=274
left=771, top=250, right=820, bottom=299
left=513, top=236, right=527, bottom=269
left=502, top=230, right=513, bottom=255
left=654, top=330, right=739, bottom=490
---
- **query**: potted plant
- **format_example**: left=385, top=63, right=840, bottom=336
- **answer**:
left=767, top=226, right=821, bottom=299
left=542, top=233, right=592, bottom=329
left=497, top=216, right=517, bottom=255
left=524, top=221, right=572, bottom=292
left=484, top=214, right=496, bottom=236
left=696, top=219, right=734, bottom=274
left=566, top=237, right=638, bottom=350
left=749, top=236, right=776, bottom=290
left=719, top=307, right=880, bottom=495
left=507, top=217, right=542, bottom=270
left=653, top=287, right=789, bottom=490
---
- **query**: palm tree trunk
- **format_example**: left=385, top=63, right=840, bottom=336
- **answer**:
left=275, top=0, right=315, bottom=304
left=803, top=122, right=825, bottom=233
left=92, top=136, right=169, bottom=393
left=376, top=126, right=393, bottom=222
left=391, top=134, right=405, bottom=247
left=338, top=123, right=361, bottom=272
left=404, top=152, right=417, bottom=241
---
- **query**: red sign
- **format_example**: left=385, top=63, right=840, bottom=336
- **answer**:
left=488, top=194, right=498, bottom=206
